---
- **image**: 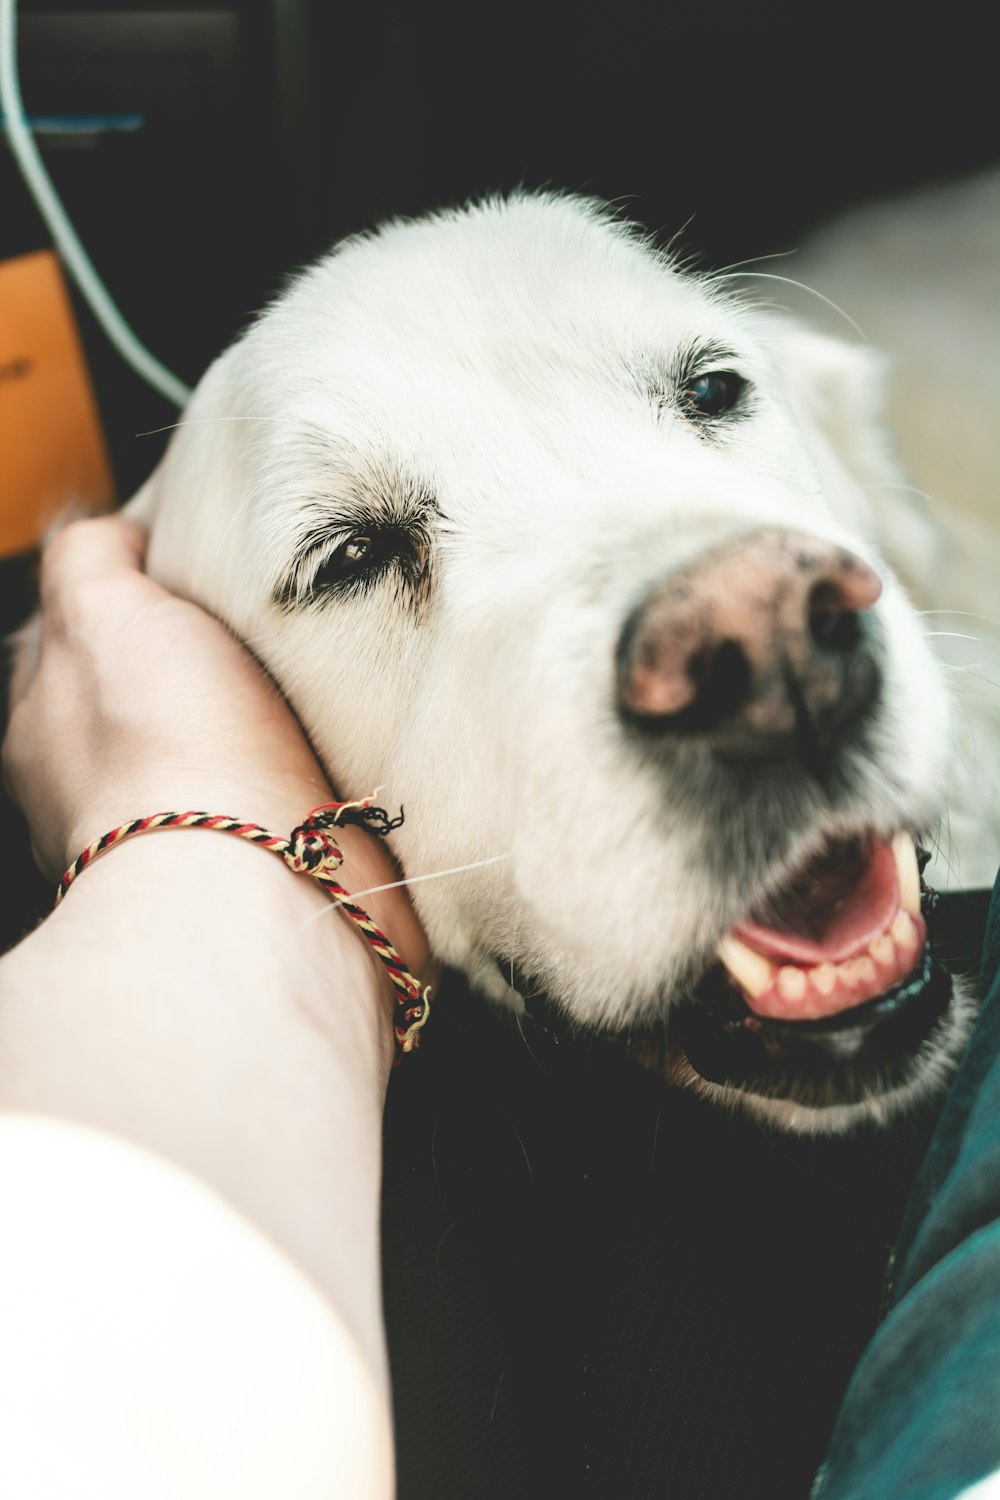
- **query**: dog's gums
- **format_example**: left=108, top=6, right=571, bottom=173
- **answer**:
left=717, top=831, right=923, bottom=1021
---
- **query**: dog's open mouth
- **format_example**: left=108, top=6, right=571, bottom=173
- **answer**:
left=671, top=831, right=955, bottom=1113
left=717, top=831, right=925, bottom=1023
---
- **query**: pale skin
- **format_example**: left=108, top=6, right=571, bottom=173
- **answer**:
left=0, top=515, right=431, bottom=1496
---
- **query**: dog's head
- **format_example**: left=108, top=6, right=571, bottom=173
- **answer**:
left=134, top=194, right=968, bottom=1130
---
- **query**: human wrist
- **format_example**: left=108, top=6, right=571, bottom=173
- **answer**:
left=67, top=827, right=394, bottom=1040
left=54, top=804, right=402, bottom=1050
left=1, top=818, right=395, bottom=1333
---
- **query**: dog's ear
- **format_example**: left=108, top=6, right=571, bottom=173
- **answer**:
left=769, top=322, right=941, bottom=599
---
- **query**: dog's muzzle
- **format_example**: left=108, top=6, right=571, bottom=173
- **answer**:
left=514, top=838, right=956, bottom=1122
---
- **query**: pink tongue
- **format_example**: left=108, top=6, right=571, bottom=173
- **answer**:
left=735, top=841, right=899, bottom=966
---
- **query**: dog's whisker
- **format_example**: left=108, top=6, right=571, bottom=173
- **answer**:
left=939, top=658, right=1000, bottom=674
left=716, top=270, right=866, bottom=339
left=918, top=609, right=1000, bottom=629
left=299, top=852, right=512, bottom=930
left=511, top=1127, right=534, bottom=1182
left=135, top=415, right=271, bottom=439
left=927, top=813, right=960, bottom=884
left=935, top=699, right=996, bottom=776
left=513, top=1010, right=552, bottom=1077
left=861, top=478, right=938, bottom=505
left=706, top=248, right=799, bottom=281
left=489, top=1368, right=508, bottom=1424
left=434, top=1220, right=456, bottom=1283
left=345, top=852, right=510, bottom=901
left=945, top=668, right=1000, bottom=692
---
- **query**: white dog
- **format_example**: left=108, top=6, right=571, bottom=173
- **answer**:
left=129, top=193, right=972, bottom=1131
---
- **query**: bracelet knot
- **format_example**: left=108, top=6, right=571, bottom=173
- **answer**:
left=284, top=824, right=344, bottom=879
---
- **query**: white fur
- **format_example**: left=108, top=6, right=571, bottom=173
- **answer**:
left=129, top=192, right=960, bottom=1098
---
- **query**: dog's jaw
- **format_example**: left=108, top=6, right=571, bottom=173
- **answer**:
left=658, top=981, right=975, bottom=1135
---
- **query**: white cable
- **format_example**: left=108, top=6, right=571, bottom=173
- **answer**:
left=0, top=0, right=191, bottom=408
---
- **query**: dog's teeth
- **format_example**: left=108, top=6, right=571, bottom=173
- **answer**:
left=891, top=831, right=921, bottom=917
left=890, top=909, right=914, bottom=945
left=840, top=954, right=878, bottom=992
left=776, top=966, right=807, bottom=1002
left=717, top=935, right=776, bottom=999
left=808, top=963, right=838, bottom=998
left=870, top=932, right=897, bottom=973
left=889, top=909, right=923, bottom=969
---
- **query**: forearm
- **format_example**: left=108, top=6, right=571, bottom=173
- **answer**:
left=0, top=517, right=413, bottom=1493
left=0, top=829, right=394, bottom=1377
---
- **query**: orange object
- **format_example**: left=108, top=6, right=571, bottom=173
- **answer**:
left=0, top=249, right=114, bottom=557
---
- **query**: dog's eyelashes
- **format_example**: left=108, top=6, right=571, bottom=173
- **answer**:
left=681, top=370, right=747, bottom=421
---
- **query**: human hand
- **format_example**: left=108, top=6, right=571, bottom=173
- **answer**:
left=3, top=515, right=429, bottom=987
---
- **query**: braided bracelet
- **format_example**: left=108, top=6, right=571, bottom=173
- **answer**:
left=55, top=795, right=432, bottom=1056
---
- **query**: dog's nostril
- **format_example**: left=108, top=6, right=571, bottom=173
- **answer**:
left=686, top=639, right=752, bottom=729
left=808, top=581, right=863, bottom=654
left=618, top=625, right=752, bottom=730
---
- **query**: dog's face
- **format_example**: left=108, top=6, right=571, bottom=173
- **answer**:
left=136, top=194, right=968, bottom=1130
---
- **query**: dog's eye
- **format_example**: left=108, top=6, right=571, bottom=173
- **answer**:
left=276, top=489, right=437, bottom=612
left=682, top=371, right=746, bottom=420
left=297, top=522, right=430, bottom=606
left=342, top=535, right=373, bottom=565
left=312, top=532, right=379, bottom=589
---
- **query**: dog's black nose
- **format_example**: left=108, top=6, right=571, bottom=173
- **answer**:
left=615, top=528, right=883, bottom=765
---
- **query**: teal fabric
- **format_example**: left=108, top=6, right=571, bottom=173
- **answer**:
left=813, top=869, right=1000, bottom=1499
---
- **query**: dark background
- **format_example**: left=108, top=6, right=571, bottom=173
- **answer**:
left=4, top=1, right=1000, bottom=502
left=2, top=4, right=998, bottom=1495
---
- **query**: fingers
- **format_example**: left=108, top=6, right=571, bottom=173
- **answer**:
left=38, top=515, right=149, bottom=617
left=6, top=515, right=153, bottom=804
left=12, top=515, right=150, bottom=709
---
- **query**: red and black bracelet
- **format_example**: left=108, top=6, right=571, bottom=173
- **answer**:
left=56, top=796, right=431, bottom=1056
